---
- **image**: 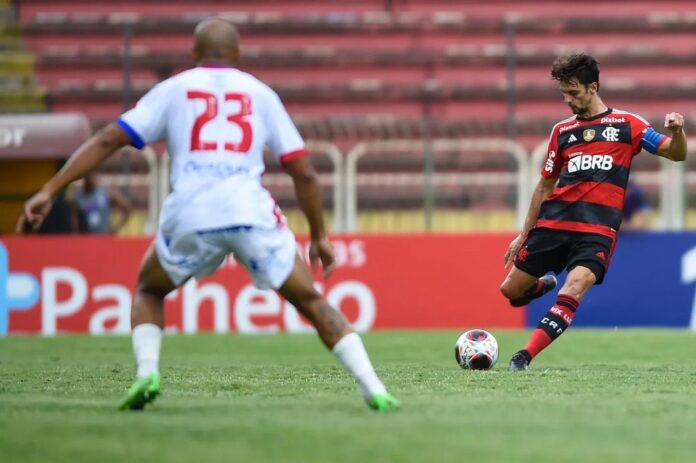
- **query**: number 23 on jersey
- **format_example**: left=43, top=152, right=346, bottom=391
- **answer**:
left=187, top=90, right=253, bottom=153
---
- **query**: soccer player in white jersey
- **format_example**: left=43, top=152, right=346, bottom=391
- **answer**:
left=17, top=17, right=400, bottom=412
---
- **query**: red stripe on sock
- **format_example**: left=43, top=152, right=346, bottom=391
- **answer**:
left=524, top=329, right=553, bottom=359
left=556, top=294, right=579, bottom=312
left=557, top=294, right=579, bottom=306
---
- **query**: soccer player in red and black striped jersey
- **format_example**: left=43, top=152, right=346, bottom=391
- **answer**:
left=499, top=53, right=687, bottom=371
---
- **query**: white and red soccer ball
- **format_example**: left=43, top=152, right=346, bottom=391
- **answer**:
left=454, top=329, right=499, bottom=370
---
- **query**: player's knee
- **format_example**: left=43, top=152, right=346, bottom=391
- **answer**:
left=499, top=283, right=512, bottom=299
left=499, top=280, right=519, bottom=300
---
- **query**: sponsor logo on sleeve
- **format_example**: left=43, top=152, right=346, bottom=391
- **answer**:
left=544, top=150, right=556, bottom=173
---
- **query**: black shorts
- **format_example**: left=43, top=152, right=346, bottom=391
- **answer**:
left=514, top=228, right=614, bottom=285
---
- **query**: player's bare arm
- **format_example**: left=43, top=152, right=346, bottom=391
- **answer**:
left=281, top=155, right=336, bottom=279
left=504, top=176, right=557, bottom=268
left=16, top=123, right=131, bottom=232
left=656, top=112, right=687, bottom=161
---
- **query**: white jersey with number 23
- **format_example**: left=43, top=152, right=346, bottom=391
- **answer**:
left=118, top=65, right=306, bottom=233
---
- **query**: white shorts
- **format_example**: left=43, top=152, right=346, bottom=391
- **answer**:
left=155, top=224, right=298, bottom=289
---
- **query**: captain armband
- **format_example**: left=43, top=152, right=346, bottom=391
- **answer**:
left=640, top=127, right=667, bottom=154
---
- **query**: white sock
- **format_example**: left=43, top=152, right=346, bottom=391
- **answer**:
left=331, top=332, right=387, bottom=399
left=132, top=323, right=162, bottom=379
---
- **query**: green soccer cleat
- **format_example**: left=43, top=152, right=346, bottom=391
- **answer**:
left=119, top=372, right=161, bottom=410
left=366, top=392, right=401, bottom=412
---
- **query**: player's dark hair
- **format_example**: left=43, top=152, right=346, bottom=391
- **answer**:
left=551, top=53, right=600, bottom=91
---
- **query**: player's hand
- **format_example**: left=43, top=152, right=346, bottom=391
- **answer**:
left=16, top=190, right=54, bottom=233
left=309, top=236, right=336, bottom=280
left=503, top=233, right=526, bottom=269
left=664, top=112, right=685, bottom=133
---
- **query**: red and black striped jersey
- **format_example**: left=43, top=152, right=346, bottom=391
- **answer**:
left=538, top=108, right=667, bottom=240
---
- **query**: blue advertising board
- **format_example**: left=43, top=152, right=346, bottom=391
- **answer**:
left=527, top=232, right=696, bottom=328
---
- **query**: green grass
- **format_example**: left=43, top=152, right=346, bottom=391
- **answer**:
left=2, top=330, right=696, bottom=463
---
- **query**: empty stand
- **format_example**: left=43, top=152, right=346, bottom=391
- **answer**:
left=16, top=0, right=696, bottom=232
left=21, top=3, right=696, bottom=144
left=0, top=1, right=45, bottom=113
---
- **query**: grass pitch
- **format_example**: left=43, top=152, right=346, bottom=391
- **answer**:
left=2, top=330, right=696, bottom=463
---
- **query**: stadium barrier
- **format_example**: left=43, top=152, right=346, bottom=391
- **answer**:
left=0, top=235, right=521, bottom=336
left=2, top=232, right=696, bottom=336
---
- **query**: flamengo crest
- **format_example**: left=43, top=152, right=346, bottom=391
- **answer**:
left=602, top=126, right=620, bottom=142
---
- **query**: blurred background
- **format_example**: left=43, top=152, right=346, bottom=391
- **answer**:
left=1, top=0, right=696, bottom=236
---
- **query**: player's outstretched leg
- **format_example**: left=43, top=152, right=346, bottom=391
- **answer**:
left=120, top=243, right=177, bottom=410
left=508, top=292, right=578, bottom=371
left=279, top=255, right=400, bottom=411
left=508, top=266, right=594, bottom=371
left=509, top=274, right=557, bottom=307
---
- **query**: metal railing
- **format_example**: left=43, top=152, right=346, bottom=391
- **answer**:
left=345, top=139, right=530, bottom=231
left=128, top=138, right=695, bottom=234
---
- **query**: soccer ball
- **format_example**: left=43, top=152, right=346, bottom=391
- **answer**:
left=454, top=329, right=499, bottom=370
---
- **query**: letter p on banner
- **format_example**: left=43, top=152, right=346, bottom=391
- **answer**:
left=0, top=242, right=40, bottom=336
